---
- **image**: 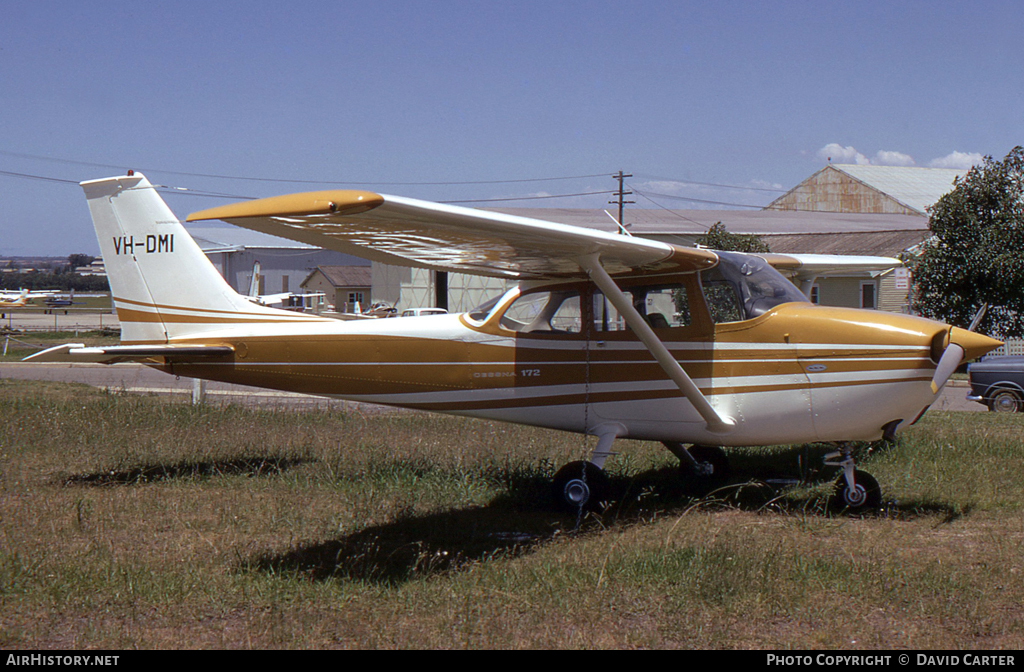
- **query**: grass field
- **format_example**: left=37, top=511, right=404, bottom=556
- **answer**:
left=1, top=379, right=1022, bottom=649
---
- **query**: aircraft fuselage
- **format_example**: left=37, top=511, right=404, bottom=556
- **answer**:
left=157, top=294, right=980, bottom=448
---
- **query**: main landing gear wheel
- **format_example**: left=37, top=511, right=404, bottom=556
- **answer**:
left=552, top=460, right=609, bottom=512
left=830, top=469, right=881, bottom=511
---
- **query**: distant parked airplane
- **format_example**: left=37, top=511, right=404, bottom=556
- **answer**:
left=44, top=291, right=78, bottom=308
left=0, top=289, right=30, bottom=308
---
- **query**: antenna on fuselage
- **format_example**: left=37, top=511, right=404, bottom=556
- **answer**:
left=604, top=210, right=633, bottom=237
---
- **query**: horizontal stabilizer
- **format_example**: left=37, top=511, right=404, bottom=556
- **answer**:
left=762, top=253, right=902, bottom=276
left=24, top=343, right=234, bottom=364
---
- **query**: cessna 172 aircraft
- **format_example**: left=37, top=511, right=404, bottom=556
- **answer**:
left=29, top=173, right=1001, bottom=511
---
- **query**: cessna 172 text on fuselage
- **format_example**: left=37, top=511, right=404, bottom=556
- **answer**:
left=28, top=173, right=1001, bottom=511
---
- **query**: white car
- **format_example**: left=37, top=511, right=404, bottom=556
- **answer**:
left=400, top=307, right=448, bottom=318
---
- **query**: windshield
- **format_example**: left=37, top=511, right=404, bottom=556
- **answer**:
left=467, top=294, right=504, bottom=322
left=701, top=251, right=809, bottom=322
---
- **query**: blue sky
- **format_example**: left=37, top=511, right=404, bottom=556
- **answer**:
left=2, top=1, right=1022, bottom=255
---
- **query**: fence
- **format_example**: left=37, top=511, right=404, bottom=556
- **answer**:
left=988, top=339, right=1024, bottom=357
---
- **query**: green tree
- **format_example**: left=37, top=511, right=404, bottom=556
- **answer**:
left=697, top=221, right=771, bottom=253
left=911, top=146, right=1024, bottom=338
left=67, top=253, right=95, bottom=272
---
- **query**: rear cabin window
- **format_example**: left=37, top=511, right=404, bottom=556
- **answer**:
left=593, top=283, right=693, bottom=332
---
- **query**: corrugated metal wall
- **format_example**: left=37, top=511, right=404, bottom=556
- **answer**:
left=767, top=166, right=920, bottom=215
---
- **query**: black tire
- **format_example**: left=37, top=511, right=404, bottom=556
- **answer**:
left=552, top=460, right=609, bottom=512
left=988, top=389, right=1021, bottom=413
left=830, top=470, right=881, bottom=511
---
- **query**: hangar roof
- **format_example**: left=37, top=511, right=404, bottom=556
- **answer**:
left=764, top=164, right=966, bottom=215
left=826, top=165, right=964, bottom=214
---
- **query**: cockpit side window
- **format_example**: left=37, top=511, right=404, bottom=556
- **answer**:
left=700, top=272, right=744, bottom=324
left=700, top=251, right=809, bottom=323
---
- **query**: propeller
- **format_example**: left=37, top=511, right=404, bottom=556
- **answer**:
left=930, top=343, right=965, bottom=395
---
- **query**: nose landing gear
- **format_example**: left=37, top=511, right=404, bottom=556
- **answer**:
left=825, top=445, right=881, bottom=511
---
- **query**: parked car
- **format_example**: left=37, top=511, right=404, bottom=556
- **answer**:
left=967, top=356, right=1024, bottom=412
left=400, top=307, right=448, bottom=318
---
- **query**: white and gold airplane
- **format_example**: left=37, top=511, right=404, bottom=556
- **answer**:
left=0, top=289, right=31, bottom=308
left=28, top=173, right=1001, bottom=511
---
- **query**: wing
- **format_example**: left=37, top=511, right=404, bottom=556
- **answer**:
left=187, top=191, right=718, bottom=279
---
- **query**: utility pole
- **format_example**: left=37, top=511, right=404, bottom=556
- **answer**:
left=610, top=171, right=634, bottom=232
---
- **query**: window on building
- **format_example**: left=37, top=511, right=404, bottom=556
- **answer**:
left=348, top=291, right=364, bottom=307
left=810, top=284, right=819, bottom=304
left=282, top=275, right=289, bottom=293
left=860, top=281, right=876, bottom=309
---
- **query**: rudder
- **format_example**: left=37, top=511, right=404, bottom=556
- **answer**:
left=82, top=173, right=290, bottom=343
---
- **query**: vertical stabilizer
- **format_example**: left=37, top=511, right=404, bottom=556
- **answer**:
left=81, top=174, right=306, bottom=343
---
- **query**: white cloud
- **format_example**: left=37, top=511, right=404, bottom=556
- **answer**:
left=928, top=151, right=984, bottom=169
left=818, top=143, right=869, bottom=165
left=818, top=143, right=919, bottom=166
left=749, top=179, right=785, bottom=190
left=873, top=150, right=915, bottom=167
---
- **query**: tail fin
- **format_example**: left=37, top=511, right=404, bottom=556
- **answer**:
left=81, top=173, right=309, bottom=343
left=248, top=261, right=262, bottom=298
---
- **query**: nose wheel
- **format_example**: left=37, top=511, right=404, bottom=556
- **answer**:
left=832, top=470, right=881, bottom=509
left=825, top=446, right=881, bottom=511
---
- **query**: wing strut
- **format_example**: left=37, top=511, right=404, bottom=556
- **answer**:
left=578, top=254, right=735, bottom=435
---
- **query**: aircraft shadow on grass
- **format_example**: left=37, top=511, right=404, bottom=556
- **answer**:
left=58, top=445, right=964, bottom=586
left=61, top=456, right=312, bottom=486
left=244, top=443, right=967, bottom=587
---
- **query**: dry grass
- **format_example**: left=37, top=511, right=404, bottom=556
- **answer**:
left=1, top=379, right=1022, bottom=649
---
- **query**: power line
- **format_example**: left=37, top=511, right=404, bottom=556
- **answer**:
left=154, top=185, right=259, bottom=200
left=630, top=186, right=766, bottom=209
left=442, top=190, right=616, bottom=204
left=634, top=172, right=787, bottom=193
left=0, top=164, right=614, bottom=201
left=0, top=169, right=79, bottom=185
left=0, top=168, right=258, bottom=200
left=628, top=186, right=715, bottom=228
left=0, top=150, right=610, bottom=187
